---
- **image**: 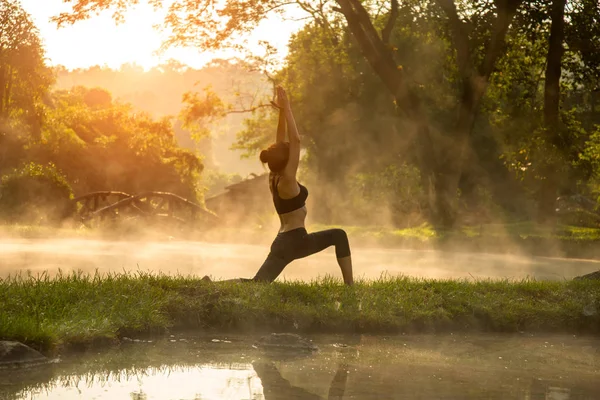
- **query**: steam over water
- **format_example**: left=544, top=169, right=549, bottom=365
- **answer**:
left=1, top=238, right=598, bottom=280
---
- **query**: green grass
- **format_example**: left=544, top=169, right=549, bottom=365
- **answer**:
left=1, top=271, right=599, bottom=354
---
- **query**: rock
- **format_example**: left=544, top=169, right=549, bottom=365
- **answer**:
left=0, top=341, right=48, bottom=368
left=254, top=333, right=318, bottom=352
left=332, top=343, right=349, bottom=348
left=211, top=339, right=232, bottom=343
left=574, top=270, right=600, bottom=281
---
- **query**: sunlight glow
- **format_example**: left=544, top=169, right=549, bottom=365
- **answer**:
left=21, top=0, right=305, bottom=71
left=19, top=365, right=264, bottom=400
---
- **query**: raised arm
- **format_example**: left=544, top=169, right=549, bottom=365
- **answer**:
left=277, top=87, right=300, bottom=179
left=275, top=105, right=286, bottom=143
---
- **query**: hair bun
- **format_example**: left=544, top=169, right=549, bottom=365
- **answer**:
left=259, top=149, right=269, bottom=164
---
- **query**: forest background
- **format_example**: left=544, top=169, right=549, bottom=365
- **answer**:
left=1, top=0, right=600, bottom=236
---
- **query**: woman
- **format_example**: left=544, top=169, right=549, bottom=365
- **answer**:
left=251, top=86, right=354, bottom=285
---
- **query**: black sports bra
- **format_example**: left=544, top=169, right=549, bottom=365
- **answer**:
left=271, top=175, right=308, bottom=215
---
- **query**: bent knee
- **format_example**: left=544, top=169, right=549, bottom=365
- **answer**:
left=332, top=229, right=350, bottom=257
left=332, top=229, right=348, bottom=243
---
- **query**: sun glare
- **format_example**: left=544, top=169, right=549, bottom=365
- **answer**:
left=20, top=0, right=305, bottom=71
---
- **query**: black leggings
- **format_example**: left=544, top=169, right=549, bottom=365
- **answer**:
left=253, top=228, right=351, bottom=282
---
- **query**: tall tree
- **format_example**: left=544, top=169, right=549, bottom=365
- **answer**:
left=536, top=0, right=567, bottom=220
left=0, top=0, right=52, bottom=136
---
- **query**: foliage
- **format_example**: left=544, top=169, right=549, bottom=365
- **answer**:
left=581, top=126, right=600, bottom=174
left=0, top=1, right=212, bottom=226
left=54, top=60, right=270, bottom=175
left=180, top=86, right=227, bottom=140
left=347, top=163, right=426, bottom=227
left=201, top=168, right=243, bottom=197
left=27, top=86, right=204, bottom=200
left=0, top=162, right=74, bottom=224
left=0, top=0, right=54, bottom=136
left=5, top=0, right=596, bottom=229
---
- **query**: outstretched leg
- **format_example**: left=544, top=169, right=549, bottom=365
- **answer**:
left=252, top=251, right=291, bottom=283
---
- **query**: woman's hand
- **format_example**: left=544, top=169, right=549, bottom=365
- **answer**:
left=276, top=86, right=290, bottom=110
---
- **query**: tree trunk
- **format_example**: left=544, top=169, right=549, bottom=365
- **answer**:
left=4, top=65, right=13, bottom=119
left=0, top=65, right=6, bottom=118
left=538, top=0, right=567, bottom=222
left=468, top=130, right=529, bottom=216
left=410, top=119, right=456, bottom=228
left=544, top=0, right=566, bottom=128
left=439, top=0, right=523, bottom=222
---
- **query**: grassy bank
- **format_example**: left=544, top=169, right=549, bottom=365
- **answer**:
left=1, top=272, right=599, bottom=353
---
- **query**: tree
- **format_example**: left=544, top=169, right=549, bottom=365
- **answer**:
left=55, top=0, right=530, bottom=228
left=536, top=0, right=567, bottom=220
left=0, top=0, right=53, bottom=136
left=494, top=0, right=600, bottom=220
left=29, top=86, right=204, bottom=199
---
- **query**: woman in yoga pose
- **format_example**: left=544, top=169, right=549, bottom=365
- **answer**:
left=251, top=86, right=354, bottom=285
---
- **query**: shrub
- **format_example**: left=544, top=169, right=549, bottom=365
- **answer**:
left=0, top=163, right=74, bottom=224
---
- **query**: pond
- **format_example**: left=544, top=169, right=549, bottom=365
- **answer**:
left=1, top=333, right=598, bottom=399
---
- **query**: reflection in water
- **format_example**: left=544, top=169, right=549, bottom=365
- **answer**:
left=12, top=364, right=261, bottom=400
left=130, top=392, right=147, bottom=400
left=254, top=362, right=348, bottom=400
left=1, top=334, right=599, bottom=399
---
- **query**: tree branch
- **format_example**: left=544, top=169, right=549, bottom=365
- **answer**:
left=436, top=0, right=471, bottom=79
left=381, top=0, right=399, bottom=45
left=335, top=0, right=415, bottom=107
left=336, top=0, right=398, bottom=78
left=333, top=2, right=387, bottom=77
left=451, top=0, right=524, bottom=152
left=345, top=0, right=388, bottom=53
left=263, top=2, right=299, bottom=15
left=479, top=0, right=523, bottom=80
left=225, top=103, right=276, bottom=114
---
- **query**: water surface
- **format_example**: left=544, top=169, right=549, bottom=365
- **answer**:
left=1, top=334, right=598, bottom=399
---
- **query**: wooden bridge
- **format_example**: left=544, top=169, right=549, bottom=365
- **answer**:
left=68, top=173, right=271, bottom=230
left=71, top=191, right=218, bottom=229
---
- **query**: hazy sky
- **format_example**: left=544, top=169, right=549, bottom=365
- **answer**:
left=20, top=0, right=304, bottom=70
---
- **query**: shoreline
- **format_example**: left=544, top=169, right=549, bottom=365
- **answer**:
left=1, top=272, right=599, bottom=355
